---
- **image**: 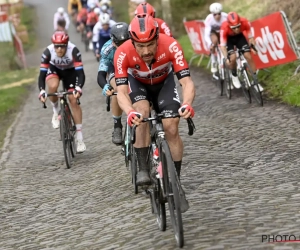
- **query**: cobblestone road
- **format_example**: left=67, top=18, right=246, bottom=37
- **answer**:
left=2, top=1, right=300, bottom=250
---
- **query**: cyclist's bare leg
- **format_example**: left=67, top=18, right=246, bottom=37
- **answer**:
left=46, top=77, right=60, bottom=128
left=46, top=77, right=59, bottom=103
left=243, top=52, right=257, bottom=73
left=228, top=52, right=237, bottom=70
left=109, top=78, right=122, bottom=117
left=110, top=77, right=123, bottom=144
left=210, top=33, right=218, bottom=73
left=133, top=100, right=150, bottom=147
left=162, top=118, right=183, bottom=161
left=68, top=95, right=82, bottom=125
left=163, top=117, right=183, bottom=178
left=133, top=100, right=151, bottom=185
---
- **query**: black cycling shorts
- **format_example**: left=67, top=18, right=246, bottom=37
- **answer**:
left=46, top=64, right=78, bottom=90
left=128, top=72, right=181, bottom=115
left=227, top=32, right=250, bottom=55
left=210, top=30, right=220, bottom=43
left=107, top=63, right=115, bottom=83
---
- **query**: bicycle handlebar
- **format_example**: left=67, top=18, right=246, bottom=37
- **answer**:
left=42, top=91, right=80, bottom=109
left=106, top=89, right=117, bottom=112
left=130, top=107, right=196, bottom=144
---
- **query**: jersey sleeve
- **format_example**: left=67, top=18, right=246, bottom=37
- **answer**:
left=114, top=46, right=129, bottom=86
left=72, top=47, right=85, bottom=88
left=204, top=15, right=212, bottom=47
left=98, top=47, right=110, bottom=72
left=220, top=22, right=228, bottom=46
left=168, top=39, right=191, bottom=80
left=38, top=48, right=51, bottom=90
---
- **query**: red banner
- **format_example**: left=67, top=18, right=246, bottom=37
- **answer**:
left=183, top=20, right=210, bottom=55
left=184, top=12, right=298, bottom=70
left=250, top=12, right=298, bottom=69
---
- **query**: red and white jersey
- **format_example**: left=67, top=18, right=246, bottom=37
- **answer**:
left=114, top=34, right=190, bottom=86
left=220, top=17, right=253, bottom=46
left=155, top=18, right=172, bottom=37
left=204, top=12, right=227, bottom=46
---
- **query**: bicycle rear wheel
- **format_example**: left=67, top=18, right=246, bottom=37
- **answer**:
left=60, top=105, right=72, bottom=168
left=161, top=140, right=184, bottom=247
left=223, top=60, right=232, bottom=99
left=153, top=178, right=166, bottom=231
left=123, top=124, right=131, bottom=170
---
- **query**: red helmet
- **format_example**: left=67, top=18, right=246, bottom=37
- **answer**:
left=51, top=31, right=69, bottom=44
left=227, top=12, right=241, bottom=27
left=134, top=3, right=155, bottom=18
left=129, top=14, right=159, bottom=43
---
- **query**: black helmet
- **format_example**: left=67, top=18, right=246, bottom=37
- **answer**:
left=110, top=22, right=130, bottom=46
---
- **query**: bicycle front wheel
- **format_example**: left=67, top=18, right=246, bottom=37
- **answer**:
left=246, top=65, right=263, bottom=106
left=60, top=107, right=72, bottom=169
left=130, top=137, right=138, bottom=194
left=161, top=140, right=184, bottom=247
left=223, top=60, right=232, bottom=99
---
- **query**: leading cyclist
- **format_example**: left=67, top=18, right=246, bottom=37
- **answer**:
left=220, top=12, right=263, bottom=91
left=204, top=3, right=227, bottom=74
left=114, top=14, right=195, bottom=186
left=38, top=31, right=86, bottom=153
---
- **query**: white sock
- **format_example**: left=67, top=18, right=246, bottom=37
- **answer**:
left=51, top=101, right=59, bottom=115
left=211, top=54, right=216, bottom=64
left=76, top=124, right=83, bottom=141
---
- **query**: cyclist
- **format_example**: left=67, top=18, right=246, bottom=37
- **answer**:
left=93, top=13, right=116, bottom=59
left=81, top=0, right=88, bottom=8
left=38, top=31, right=86, bottom=153
left=68, top=0, right=82, bottom=23
left=204, top=3, right=227, bottom=74
left=95, top=13, right=112, bottom=59
left=97, top=22, right=130, bottom=145
left=76, top=7, right=88, bottom=33
left=220, top=11, right=263, bottom=91
left=134, top=3, right=172, bottom=37
left=53, top=7, right=70, bottom=32
left=114, top=14, right=195, bottom=186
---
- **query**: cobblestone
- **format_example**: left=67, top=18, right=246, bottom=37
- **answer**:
left=2, top=0, right=300, bottom=249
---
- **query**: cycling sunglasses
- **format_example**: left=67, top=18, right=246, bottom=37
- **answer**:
left=213, top=13, right=221, bottom=16
left=54, top=44, right=67, bottom=49
left=230, top=24, right=241, bottom=30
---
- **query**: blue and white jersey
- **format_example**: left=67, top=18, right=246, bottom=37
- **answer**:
left=98, top=39, right=116, bottom=72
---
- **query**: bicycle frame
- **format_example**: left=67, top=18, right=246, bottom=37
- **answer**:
left=236, top=50, right=252, bottom=89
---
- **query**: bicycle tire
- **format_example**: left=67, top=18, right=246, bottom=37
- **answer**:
left=60, top=104, right=72, bottom=169
left=245, top=63, right=263, bottom=106
left=218, top=64, right=224, bottom=96
left=161, top=140, right=184, bottom=247
left=154, top=178, right=167, bottom=231
left=239, top=67, right=251, bottom=104
left=123, top=123, right=131, bottom=170
left=223, top=60, right=232, bottom=99
left=66, top=104, right=76, bottom=158
left=130, top=140, right=138, bottom=194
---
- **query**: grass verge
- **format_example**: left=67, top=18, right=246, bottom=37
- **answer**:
left=20, top=4, right=37, bottom=52
left=0, top=68, right=38, bottom=148
left=178, top=34, right=300, bottom=106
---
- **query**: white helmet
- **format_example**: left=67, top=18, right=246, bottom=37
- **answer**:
left=94, top=7, right=101, bottom=15
left=101, top=5, right=108, bottom=11
left=209, top=3, right=222, bottom=14
left=100, top=13, right=110, bottom=24
left=57, top=7, right=64, bottom=14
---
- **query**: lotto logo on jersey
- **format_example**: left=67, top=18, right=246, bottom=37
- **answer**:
left=169, top=41, right=184, bottom=66
left=117, top=52, right=126, bottom=74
